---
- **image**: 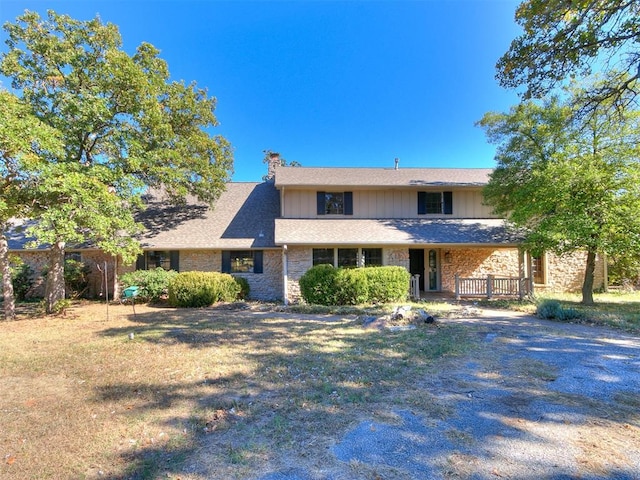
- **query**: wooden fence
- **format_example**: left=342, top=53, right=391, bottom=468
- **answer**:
left=454, top=274, right=532, bottom=300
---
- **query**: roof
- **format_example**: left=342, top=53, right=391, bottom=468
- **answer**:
left=274, top=166, right=493, bottom=188
left=275, top=218, right=521, bottom=246
left=137, top=182, right=280, bottom=249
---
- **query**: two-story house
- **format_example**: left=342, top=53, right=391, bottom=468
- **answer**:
left=7, top=154, right=606, bottom=303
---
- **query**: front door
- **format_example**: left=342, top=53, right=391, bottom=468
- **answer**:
left=427, top=249, right=439, bottom=291
left=409, top=249, right=425, bottom=291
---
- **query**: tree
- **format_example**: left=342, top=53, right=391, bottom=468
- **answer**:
left=1, top=11, right=233, bottom=312
left=478, top=92, right=640, bottom=305
left=497, top=0, right=640, bottom=109
left=0, top=90, right=63, bottom=320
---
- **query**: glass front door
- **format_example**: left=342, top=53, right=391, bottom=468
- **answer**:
left=427, top=249, right=438, bottom=291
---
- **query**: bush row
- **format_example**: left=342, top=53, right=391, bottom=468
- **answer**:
left=120, top=269, right=249, bottom=307
left=299, top=265, right=410, bottom=305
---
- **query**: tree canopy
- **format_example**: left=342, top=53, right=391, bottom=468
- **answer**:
left=0, top=10, right=233, bottom=312
left=497, top=0, right=640, bottom=109
left=478, top=91, right=640, bottom=304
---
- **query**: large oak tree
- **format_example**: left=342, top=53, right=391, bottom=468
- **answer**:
left=478, top=91, right=640, bottom=304
left=498, top=0, right=639, bottom=109
left=1, top=11, right=233, bottom=312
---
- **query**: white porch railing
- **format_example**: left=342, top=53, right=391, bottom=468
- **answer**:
left=454, top=274, right=532, bottom=300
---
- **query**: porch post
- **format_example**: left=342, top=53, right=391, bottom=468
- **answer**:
left=487, top=274, right=493, bottom=299
left=282, top=245, right=288, bottom=306
left=455, top=274, right=460, bottom=300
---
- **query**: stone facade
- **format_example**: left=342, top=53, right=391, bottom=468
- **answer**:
left=440, top=247, right=521, bottom=292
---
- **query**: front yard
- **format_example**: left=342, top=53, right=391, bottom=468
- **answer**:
left=1, top=294, right=639, bottom=479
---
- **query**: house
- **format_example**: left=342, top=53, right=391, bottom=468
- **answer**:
left=7, top=154, right=607, bottom=303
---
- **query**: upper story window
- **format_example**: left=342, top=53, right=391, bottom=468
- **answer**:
left=317, top=191, right=353, bottom=215
left=418, top=191, right=453, bottom=215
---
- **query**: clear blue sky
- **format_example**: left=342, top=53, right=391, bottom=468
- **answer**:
left=0, top=0, right=523, bottom=182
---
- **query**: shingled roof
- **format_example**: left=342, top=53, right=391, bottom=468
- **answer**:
left=275, top=218, right=521, bottom=246
left=274, top=166, right=493, bottom=188
left=138, top=182, right=280, bottom=249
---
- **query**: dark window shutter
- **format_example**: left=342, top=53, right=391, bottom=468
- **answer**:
left=344, top=192, right=353, bottom=215
left=170, top=251, right=180, bottom=271
left=417, top=192, right=427, bottom=214
left=317, top=192, right=326, bottom=215
left=136, top=254, right=146, bottom=270
left=253, top=250, right=263, bottom=274
left=443, top=191, right=453, bottom=214
left=222, top=251, right=231, bottom=273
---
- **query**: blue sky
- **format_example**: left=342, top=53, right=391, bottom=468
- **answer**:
left=0, top=0, right=523, bottom=182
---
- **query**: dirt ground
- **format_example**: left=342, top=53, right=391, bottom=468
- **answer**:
left=186, top=308, right=640, bottom=480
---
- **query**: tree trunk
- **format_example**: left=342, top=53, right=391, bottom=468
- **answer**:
left=111, top=256, right=120, bottom=302
left=581, top=249, right=597, bottom=305
left=44, top=241, right=66, bottom=314
left=0, top=233, right=16, bottom=321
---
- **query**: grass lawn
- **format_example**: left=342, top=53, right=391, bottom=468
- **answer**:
left=1, top=292, right=638, bottom=479
left=0, top=301, right=473, bottom=480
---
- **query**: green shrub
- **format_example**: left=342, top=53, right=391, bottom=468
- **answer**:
left=536, top=299, right=584, bottom=321
left=299, top=264, right=339, bottom=305
left=335, top=268, right=369, bottom=305
left=234, top=276, right=250, bottom=299
left=364, top=266, right=410, bottom=303
left=536, top=299, right=563, bottom=319
left=120, top=268, right=178, bottom=303
left=11, top=260, right=34, bottom=301
left=299, top=265, right=410, bottom=305
left=168, top=271, right=241, bottom=308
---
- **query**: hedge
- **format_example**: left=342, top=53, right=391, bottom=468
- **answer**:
left=168, top=271, right=242, bottom=307
left=300, top=265, right=410, bottom=305
left=120, top=268, right=178, bottom=303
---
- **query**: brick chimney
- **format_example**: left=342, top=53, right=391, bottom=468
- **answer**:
left=266, top=151, right=281, bottom=181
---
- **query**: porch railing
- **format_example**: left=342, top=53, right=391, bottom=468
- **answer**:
left=454, top=274, right=532, bottom=300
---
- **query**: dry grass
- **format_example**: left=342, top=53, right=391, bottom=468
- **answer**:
left=0, top=301, right=472, bottom=480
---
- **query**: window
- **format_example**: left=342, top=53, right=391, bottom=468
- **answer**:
left=532, top=254, right=545, bottom=284
left=65, top=252, right=82, bottom=262
left=313, top=248, right=383, bottom=267
left=418, top=191, right=453, bottom=215
left=313, top=248, right=334, bottom=266
left=362, top=248, right=383, bottom=266
left=222, top=250, right=263, bottom=274
left=338, top=248, right=358, bottom=268
left=136, top=251, right=179, bottom=271
left=317, top=191, right=353, bottom=215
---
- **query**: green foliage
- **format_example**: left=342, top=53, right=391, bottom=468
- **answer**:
left=10, top=259, right=33, bottom=301
left=300, top=265, right=410, bottom=306
left=496, top=0, right=639, bottom=108
left=335, top=268, right=369, bottom=305
left=120, top=268, right=178, bottom=303
left=0, top=10, right=233, bottom=310
left=299, top=264, right=339, bottom=306
left=168, top=272, right=241, bottom=308
left=233, top=276, right=250, bottom=300
left=365, top=266, right=411, bottom=303
left=478, top=89, right=640, bottom=304
left=63, top=259, right=91, bottom=299
left=536, top=299, right=584, bottom=321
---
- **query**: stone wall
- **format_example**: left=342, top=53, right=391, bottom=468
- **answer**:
left=441, top=248, right=521, bottom=293
left=284, top=246, right=312, bottom=302
left=537, top=251, right=606, bottom=293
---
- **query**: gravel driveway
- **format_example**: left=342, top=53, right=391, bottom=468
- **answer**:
left=188, top=308, right=640, bottom=480
left=328, top=310, right=640, bottom=480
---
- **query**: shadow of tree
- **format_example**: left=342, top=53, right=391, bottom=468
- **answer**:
left=94, top=307, right=640, bottom=480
